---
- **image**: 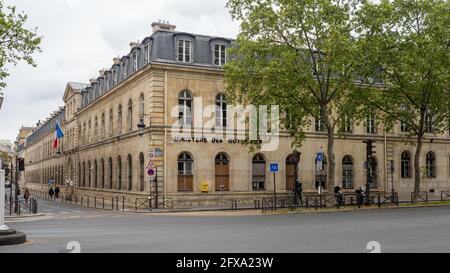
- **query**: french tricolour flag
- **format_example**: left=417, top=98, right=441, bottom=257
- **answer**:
left=52, top=122, right=64, bottom=149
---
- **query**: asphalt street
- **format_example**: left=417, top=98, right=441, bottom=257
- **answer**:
left=1, top=197, right=450, bottom=253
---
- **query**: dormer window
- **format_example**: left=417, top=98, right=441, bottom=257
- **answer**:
left=178, top=40, right=191, bottom=63
left=144, top=43, right=150, bottom=64
left=214, top=44, right=226, bottom=66
left=132, top=52, right=138, bottom=72
left=122, top=61, right=128, bottom=78
left=113, top=68, right=118, bottom=85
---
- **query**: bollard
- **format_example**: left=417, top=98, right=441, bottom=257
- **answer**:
left=94, top=197, right=97, bottom=209
left=112, top=197, right=114, bottom=210
left=116, top=196, right=119, bottom=211
left=122, top=196, right=125, bottom=212
left=377, top=195, right=381, bottom=207
left=103, top=198, right=105, bottom=209
left=81, top=196, right=83, bottom=207
left=87, top=196, right=89, bottom=208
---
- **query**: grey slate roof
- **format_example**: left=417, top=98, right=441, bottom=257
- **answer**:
left=68, top=82, right=89, bottom=91
left=80, top=30, right=235, bottom=108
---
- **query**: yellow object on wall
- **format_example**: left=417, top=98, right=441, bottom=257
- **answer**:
left=200, top=182, right=209, bottom=193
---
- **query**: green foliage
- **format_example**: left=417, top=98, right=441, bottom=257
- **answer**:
left=359, top=0, right=450, bottom=138
left=224, top=0, right=375, bottom=146
left=0, top=1, right=41, bottom=90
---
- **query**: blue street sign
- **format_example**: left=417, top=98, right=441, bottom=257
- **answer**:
left=270, top=163, right=279, bottom=173
left=316, top=152, right=323, bottom=162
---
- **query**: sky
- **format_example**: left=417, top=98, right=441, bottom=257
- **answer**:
left=0, top=0, right=240, bottom=142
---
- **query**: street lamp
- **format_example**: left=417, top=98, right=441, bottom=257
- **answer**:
left=137, top=114, right=151, bottom=136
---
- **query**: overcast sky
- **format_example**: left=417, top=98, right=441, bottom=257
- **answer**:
left=0, top=0, right=239, bottom=142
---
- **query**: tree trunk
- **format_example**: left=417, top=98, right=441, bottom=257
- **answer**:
left=413, top=135, right=423, bottom=204
left=326, top=129, right=336, bottom=192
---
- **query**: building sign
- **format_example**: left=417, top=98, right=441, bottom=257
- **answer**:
left=316, top=152, right=324, bottom=171
left=172, top=136, right=262, bottom=145
left=270, top=163, right=279, bottom=173
left=155, top=148, right=164, bottom=157
left=201, top=182, right=209, bottom=193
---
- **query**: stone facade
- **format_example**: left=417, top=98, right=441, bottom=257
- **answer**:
left=22, top=22, right=450, bottom=206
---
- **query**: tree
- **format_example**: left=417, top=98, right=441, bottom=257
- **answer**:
left=225, top=0, right=375, bottom=190
left=0, top=1, right=41, bottom=90
left=359, top=0, right=449, bottom=202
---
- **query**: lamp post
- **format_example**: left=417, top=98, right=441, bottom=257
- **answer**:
left=137, top=114, right=151, bottom=136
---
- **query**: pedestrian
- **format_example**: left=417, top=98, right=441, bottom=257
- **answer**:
left=295, top=179, right=303, bottom=205
left=355, top=187, right=364, bottom=207
left=49, top=187, right=54, bottom=200
left=54, top=186, right=60, bottom=199
left=334, top=185, right=344, bottom=206
left=24, top=188, right=30, bottom=204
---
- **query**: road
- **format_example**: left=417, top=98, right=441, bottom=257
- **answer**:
left=1, top=197, right=450, bottom=253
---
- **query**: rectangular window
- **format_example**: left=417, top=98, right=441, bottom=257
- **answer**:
left=214, top=44, right=226, bottom=66
left=315, top=116, right=325, bottom=132
left=132, top=52, right=138, bottom=72
left=122, top=61, right=127, bottom=78
left=144, top=43, right=150, bottom=64
left=178, top=40, right=191, bottom=63
left=367, top=114, right=376, bottom=134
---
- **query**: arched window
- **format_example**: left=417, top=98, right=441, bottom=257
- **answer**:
left=109, top=108, right=114, bottom=137
left=108, top=157, right=113, bottom=189
left=215, top=153, right=229, bottom=191
left=94, top=116, right=98, bottom=140
left=215, top=94, right=227, bottom=127
left=78, top=162, right=81, bottom=186
left=286, top=154, right=298, bottom=191
left=401, top=151, right=412, bottom=178
left=94, top=160, right=98, bottom=188
left=117, top=156, right=122, bottom=190
left=178, top=152, right=193, bottom=192
left=88, top=119, right=92, bottom=143
left=82, top=162, right=86, bottom=187
left=315, top=154, right=327, bottom=189
left=342, top=156, right=354, bottom=189
left=117, top=104, right=122, bottom=135
left=252, top=154, right=266, bottom=191
left=139, top=93, right=145, bottom=121
left=127, top=154, right=133, bottom=191
left=101, top=113, right=105, bottom=139
left=127, top=99, right=133, bottom=132
left=178, top=90, right=192, bottom=126
left=88, top=161, right=91, bottom=187
left=101, top=158, right=105, bottom=189
left=139, top=152, right=145, bottom=192
left=426, top=151, right=436, bottom=178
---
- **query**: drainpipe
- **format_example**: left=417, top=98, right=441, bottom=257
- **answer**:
left=164, top=69, right=168, bottom=206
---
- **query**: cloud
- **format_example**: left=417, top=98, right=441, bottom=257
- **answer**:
left=0, top=0, right=239, bottom=141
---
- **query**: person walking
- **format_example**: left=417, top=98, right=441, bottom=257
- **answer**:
left=294, top=179, right=303, bottom=205
left=49, top=187, right=55, bottom=200
left=334, top=185, right=344, bottom=206
left=54, top=186, right=60, bottom=199
left=24, top=188, right=30, bottom=204
left=355, top=187, right=364, bottom=208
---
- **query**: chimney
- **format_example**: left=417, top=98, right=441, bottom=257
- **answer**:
left=99, top=69, right=107, bottom=77
left=129, top=41, right=140, bottom=49
left=89, top=78, right=97, bottom=85
left=113, top=57, right=121, bottom=65
left=151, top=20, right=176, bottom=33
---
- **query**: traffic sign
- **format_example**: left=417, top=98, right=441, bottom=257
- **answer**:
left=270, top=163, right=279, bottom=173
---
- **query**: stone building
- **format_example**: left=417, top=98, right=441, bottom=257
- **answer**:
left=23, top=22, right=450, bottom=206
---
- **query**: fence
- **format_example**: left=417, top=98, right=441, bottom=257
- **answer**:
left=441, top=191, right=450, bottom=201
left=4, top=194, right=37, bottom=216
left=411, top=191, right=428, bottom=203
left=260, top=192, right=399, bottom=213
left=29, top=188, right=174, bottom=212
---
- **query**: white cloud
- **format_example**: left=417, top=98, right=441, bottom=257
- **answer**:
left=0, top=0, right=239, bottom=141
